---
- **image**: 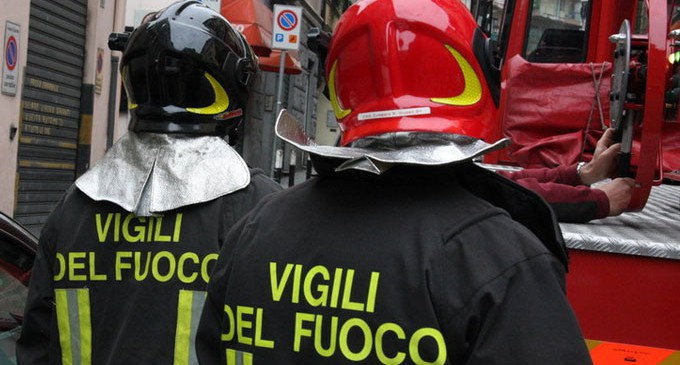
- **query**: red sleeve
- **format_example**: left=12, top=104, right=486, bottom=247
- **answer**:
left=499, top=164, right=609, bottom=222
left=499, top=164, right=581, bottom=186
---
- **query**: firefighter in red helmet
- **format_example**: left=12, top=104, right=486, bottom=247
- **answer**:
left=17, top=2, right=281, bottom=364
left=197, top=0, right=592, bottom=364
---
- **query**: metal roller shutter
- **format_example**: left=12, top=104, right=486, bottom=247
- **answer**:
left=14, top=0, right=87, bottom=237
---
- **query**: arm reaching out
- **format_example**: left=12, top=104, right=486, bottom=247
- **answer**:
left=595, top=177, right=636, bottom=216
left=579, top=128, right=621, bottom=185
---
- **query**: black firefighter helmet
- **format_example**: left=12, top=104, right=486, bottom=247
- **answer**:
left=115, top=0, right=257, bottom=136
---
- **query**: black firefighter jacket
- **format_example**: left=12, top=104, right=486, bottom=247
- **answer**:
left=17, top=168, right=281, bottom=365
left=196, top=161, right=593, bottom=365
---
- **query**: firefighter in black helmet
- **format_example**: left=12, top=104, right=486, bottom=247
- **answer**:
left=17, top=2, right=281, bottom=364
left=120, top=0, right=257, bottom=137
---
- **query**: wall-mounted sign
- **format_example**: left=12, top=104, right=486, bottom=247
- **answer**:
left=2, top=21, right=21, bottom=96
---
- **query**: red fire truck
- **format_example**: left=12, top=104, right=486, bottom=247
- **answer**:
left=470, top=0, right=680, bottom=359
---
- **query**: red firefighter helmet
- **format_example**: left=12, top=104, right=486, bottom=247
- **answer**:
left=326, top=0, right=499, bottom=146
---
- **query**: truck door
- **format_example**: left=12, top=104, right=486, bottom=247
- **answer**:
left=474, top=0, right=607, bottom=169
left=474, top=0, right=675, bottom=211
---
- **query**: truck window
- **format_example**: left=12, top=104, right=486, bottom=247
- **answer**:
left=523, top=0, right=590, bottom=63
left=635, top=0, right=648, bottom=34
left=671, top=1, right=680, bottom=32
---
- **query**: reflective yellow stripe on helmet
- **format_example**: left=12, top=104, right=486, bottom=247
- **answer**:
left=328, top=60, right=352, bottom=120
left=186, top=72, right=230, bottom=115
left=431, top=45, right=482, bottom=106
left=121, top=67, right=138, bottom=110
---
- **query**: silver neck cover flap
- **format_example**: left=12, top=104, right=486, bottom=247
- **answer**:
left=75, top=132, right=250, bottom=216
left=275, top=109, right=510, bottom=174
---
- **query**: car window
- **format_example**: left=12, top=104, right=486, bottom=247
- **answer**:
left=0, top=263, right=28, bottom=325
left=0, top=232, right=34, bottom=364
left=0, top=263, right=27, bottom=364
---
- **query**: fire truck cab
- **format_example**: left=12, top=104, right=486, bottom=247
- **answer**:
left=470, top=0, right=680, bottom=357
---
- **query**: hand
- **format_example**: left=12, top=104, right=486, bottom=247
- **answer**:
left=595, top=177, right=636, bottom=216
left=579, top=128, right=621, bottom=185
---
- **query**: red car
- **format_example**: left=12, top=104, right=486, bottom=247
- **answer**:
left=0, top=211, right=38, bottom=364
